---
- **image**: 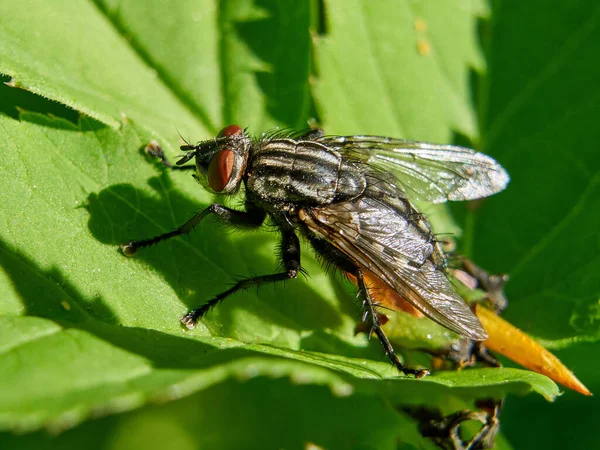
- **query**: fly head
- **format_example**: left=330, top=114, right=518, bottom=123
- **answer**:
left=178, top=124, right=251, bottom=194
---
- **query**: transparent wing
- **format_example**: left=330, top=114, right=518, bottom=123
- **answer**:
left=301, top=197, right=487, bottom=340
left=318, top=135, right=509, bottom=203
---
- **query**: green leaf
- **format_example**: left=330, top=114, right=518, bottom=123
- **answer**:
left=94, top=0, right=313, bottom=132
left=0, top=0, right=578, bottom=446
left=1, top=376, right=441, bottom=450
left=0, top=0, right=204, bottom=143
left=313, top=0, right=487, bottom=141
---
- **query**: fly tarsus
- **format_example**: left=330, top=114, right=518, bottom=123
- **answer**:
left=355, top=269, right=429, bottom=378
left=181, top=230, right=302, bottom=329
left=180, top=270, right=297, bottom=329
left=144, top=141, right=195, bottom=171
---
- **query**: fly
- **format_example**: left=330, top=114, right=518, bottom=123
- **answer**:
left=121, top=125, right=509, bottom=377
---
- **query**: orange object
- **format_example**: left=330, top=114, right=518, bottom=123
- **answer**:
left=347, top=270, right=423, bottom=318
left=475, top=305, right=591, bottom=396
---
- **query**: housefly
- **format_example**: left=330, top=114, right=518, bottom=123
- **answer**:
left=121, top=125, right=509, bottom=377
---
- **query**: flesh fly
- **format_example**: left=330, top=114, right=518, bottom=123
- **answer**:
left=121, top=125, right=509, bottom=376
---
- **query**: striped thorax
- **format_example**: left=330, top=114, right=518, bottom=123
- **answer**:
left=246, top=138, right=366, bottom=208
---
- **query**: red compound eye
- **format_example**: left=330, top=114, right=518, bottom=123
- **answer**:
left=208, top=149, right=235, bottom=192
left=217, top=125, right=243, bottom=138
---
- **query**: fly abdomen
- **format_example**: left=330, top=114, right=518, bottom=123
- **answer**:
left=246, top=139, right=366, bottom=206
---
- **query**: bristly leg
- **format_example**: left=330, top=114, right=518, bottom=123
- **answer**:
left=181, top=229, right=302, bottom=329
left=120, top=204, right=266, bottom=256
left=355, top=269, right=429, bottom=378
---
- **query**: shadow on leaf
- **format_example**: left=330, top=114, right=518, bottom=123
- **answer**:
left=0, top=74, right=80, bottom=126
left=0, top=239, right=368, bottom=373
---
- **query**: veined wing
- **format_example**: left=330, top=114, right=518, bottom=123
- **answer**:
left=318, top=135, right=509, bottom=204
left=300, top=196, right=488, bottom=340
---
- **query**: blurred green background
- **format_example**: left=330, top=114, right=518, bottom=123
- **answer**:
left=0, top=0, right=598, bottom=448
